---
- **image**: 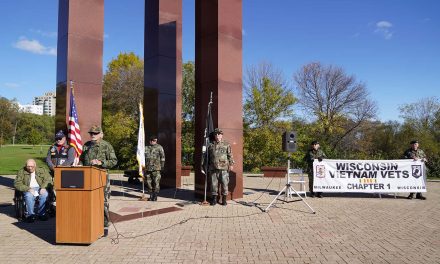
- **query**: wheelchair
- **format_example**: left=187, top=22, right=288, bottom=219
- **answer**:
left=14, top=188, right=56, bottom=221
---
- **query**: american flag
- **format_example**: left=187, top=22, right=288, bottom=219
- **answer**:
left=68, top=84, right=83, bottom=164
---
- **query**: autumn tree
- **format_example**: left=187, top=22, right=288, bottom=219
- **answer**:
left=0, top=97, right=19, bottom=145
left=181, top=61, right=195, bottom=165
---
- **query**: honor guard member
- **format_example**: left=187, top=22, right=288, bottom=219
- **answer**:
left=403, top=140, right=427, bottom=200
left=144, top=135, right=165, bottom=201
left=304, top=140, right=326, bottom=198
left=14, top=159, right=53, bottom=222
left=45, top=130, right=75, bottom=177
left=80, top=125, right=118, bottom=227
left=204, top=128, right=235, bottom=206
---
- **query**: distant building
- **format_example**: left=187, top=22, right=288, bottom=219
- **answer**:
left=19, top=104, right=43, bottom=115
left=33, top=91, right=56, bottom=116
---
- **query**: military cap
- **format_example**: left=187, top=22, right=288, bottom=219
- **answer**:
left=311, top=140, right=319, bottom=145
left=55, top=130, right=66, bottom=139
left=213, top=128, right=223, bottom=135
left=149, top=135, right=158, bottom=141
left=88, top=125, right=102, bottom=133
left=410, top=140, right=419, bottom=144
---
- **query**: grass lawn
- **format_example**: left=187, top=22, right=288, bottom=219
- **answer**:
left=0, top=145, right=50, bottom=175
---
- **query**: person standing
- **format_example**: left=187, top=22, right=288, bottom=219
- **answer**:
left=304, top=140, right=326, bottom=198
left=80, top=125, right=118, bottom=227
left=403, top=140, right=427, bottom=200
left=14, top=159, right=53, bottom=222
left=144, top=135, right=165, bottom=201
left=204, top=128, right=234, bottom=206
left=45, top=130, right=75, bottom=177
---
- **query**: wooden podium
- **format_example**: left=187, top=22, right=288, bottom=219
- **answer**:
left=54, top=166, right=107, bottom=244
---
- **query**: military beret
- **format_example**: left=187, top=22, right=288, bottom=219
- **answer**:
left=149, top=135, right=158, bottom=141
left=88, top=125, right=102, bottom=133
left=311, top=140, right=319, bottom=145
left=213, top=128, right=223, bottom=135
left=55, top=130, right=66, bottom=139
left=410, top=140, right=419, bottom=144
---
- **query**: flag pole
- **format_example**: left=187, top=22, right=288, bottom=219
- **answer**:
left=136, top=102, right=148, bottom=201
left=200, top=92, right=213, bottom=206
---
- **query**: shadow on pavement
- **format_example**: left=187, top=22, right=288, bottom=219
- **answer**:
left=0, top=175, right=14, bottom=189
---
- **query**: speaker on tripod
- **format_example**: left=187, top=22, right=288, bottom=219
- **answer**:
left=282, top=131, right=297, bottom=152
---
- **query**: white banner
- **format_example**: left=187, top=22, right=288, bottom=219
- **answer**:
left=313, top=159, right=427, bottom=193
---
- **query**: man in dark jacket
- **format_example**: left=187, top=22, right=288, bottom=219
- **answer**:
left=304, top=141, right=326, bottom=198
left=45, top=130, right=75, bottom=177
left=14, top=159, right=53, bottom=222
left=403, top=140, right=427, bottom=200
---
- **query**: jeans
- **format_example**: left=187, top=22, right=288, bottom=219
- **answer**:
left=23, top=187, right=48, bottom=217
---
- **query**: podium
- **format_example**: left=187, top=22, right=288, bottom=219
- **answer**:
left=54, top=166, right=107, bottom=244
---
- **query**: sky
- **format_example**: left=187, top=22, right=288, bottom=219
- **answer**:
left=0, top=0, right=439, bottom=122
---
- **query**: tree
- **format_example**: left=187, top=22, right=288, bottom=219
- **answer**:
left=243, top=63, right=297, bottom=170
left=181, top=61, right=195, bottom=166
left=399, top=97, right=440, bottom=131
left=244, top=63, right=296, bottom=128
left=0, top=97, right=19, bottom=145
left=15, top=113, right=54, bottom=145
left=101, top=52, right=144, bottom=169
left=294, top=62, right=377, bottom=150
left=102, top=52, right=144, bottom=117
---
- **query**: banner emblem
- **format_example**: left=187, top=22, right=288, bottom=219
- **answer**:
left=412, top=165, right=422, bottom=178
left=315, top=165, right=325, bottom=178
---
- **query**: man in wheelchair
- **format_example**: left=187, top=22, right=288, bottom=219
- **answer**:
left=14, top=159, right=53, bottom=223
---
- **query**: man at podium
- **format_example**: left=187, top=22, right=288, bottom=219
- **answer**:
left=79, top=125, right=117, bottom=228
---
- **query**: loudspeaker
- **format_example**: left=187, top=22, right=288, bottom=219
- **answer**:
left=282, top=131, right=297, bottom=152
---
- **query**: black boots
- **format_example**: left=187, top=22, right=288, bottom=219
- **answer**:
left=221, top=196, right=227, bottom=206
left=416, top=193, right=426, bottom=200
left=407, top=193, right=414, bottom=199
left=149, top=193, right=158, bottom=201
left=210, top=195, right=217, bottom=206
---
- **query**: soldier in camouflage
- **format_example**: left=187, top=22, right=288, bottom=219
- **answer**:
left=403, top=140, right=427, bottom=200
left=45, top=130, right=75, bottom=177
left=304, top=140, right=326, bottom=198
left=80, top=125, right=118, bottom=228
left=204, top=128, right=234, bottom=206
left=144, top=135, right=165, bottom=201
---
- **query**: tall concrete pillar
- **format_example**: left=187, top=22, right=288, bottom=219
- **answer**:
left=56, top=0, right=104, bottom=139
left=194, top=0, right=243, bottom=199
left=145, top=0, right=183, bottom=188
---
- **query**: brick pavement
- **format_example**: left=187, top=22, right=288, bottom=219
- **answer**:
left=0, top=173, right=439, bottom=264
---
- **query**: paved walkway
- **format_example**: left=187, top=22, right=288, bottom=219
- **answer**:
left=0, top=173, right=439, bottom=264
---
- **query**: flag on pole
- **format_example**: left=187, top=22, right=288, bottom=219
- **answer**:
left=68, top=81, right=83, bottom=165
left=202, top=92, right=214, bottom=174
left=136, top=102, right=146, bottom=177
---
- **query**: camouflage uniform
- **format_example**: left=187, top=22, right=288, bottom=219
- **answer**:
left=207, top=140, right=234, bottom=198
left=80, top=139, right=117, bottom=226
left=145, top=143, right=165, bottom=195
left=403, top=143, right=427, bottom=199
left=304, top=146, right=326, bottom=197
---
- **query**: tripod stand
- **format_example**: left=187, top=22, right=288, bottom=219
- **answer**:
left=264, top=159, right=315, bottom=213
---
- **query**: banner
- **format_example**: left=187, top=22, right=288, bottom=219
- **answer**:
left=313, top=159, right=426, bottom=193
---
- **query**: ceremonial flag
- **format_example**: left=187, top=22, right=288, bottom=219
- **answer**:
left=68, top=82, right=83, bottom=165
left=136, top=102, right=146, bottom=177
left=202, top=93, right=214, bottom=174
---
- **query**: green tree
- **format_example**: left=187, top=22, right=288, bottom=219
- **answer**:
left=181, top=61, right=195, bottom=166
left=102, top=52, right=144, bottom=117
left=243, top=63, right=297, bottom=170
left=0, top=97, right=19, bottom=145
left=102, top=52, right=144, bottom=169
left=15, top=113, right=54, bottom=145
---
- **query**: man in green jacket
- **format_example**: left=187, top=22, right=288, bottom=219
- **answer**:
left=80, top=125, right=118, bottom=228
left=14, top=159, right=53, bottom=222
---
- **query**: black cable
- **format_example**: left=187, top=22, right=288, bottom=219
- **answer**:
left=109, top=211, right=263, bottom=244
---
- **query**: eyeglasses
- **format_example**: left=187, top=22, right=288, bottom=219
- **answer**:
left=89, top=132, right=100, bottom=135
